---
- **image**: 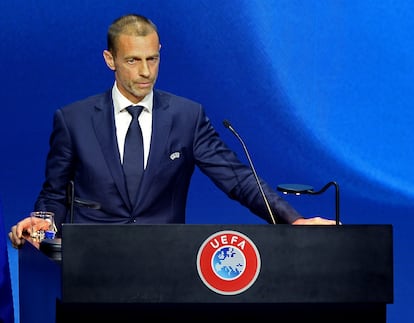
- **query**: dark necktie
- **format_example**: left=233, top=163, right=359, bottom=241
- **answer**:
left=123, top=105, right=144, bottom=204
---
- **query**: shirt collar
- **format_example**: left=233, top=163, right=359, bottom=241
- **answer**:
left=112, top=81, right=153, bottom=114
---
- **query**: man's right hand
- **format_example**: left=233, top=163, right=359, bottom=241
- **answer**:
left=8, top=217, right=32, bottom=249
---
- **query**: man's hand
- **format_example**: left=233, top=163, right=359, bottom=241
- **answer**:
left=292, top=217, right=338, bottom=225
left=8, top=217, right=32, bottom=248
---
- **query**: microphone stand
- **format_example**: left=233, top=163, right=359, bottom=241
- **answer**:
left=307, top=181, right=340, bottom=226
left=41, top=181, right=102, bottom=261
left=67, top=180, right=101, bottom=223
left=68, top=180, right=75, bottom=224
left=223, top=120, right=277, bottom=225
left=277, top=182, right=340, bottom=225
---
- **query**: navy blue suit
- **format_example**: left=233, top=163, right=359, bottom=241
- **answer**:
left=34, top=89, right=302, bottom=231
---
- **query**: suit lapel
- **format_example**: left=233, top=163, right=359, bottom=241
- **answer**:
left=146, top=91, right=172, bottom=173
left=134, top=91, right=172, bottom=209
left=92, top=91, right=131, bottom=209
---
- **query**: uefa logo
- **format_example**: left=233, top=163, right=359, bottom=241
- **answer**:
left=196, top=230, right=261, bottom=295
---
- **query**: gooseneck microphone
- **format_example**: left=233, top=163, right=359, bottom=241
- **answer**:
left=67, top=180, right=101, bottom=223
left=223, top=120, right=277, bottom=225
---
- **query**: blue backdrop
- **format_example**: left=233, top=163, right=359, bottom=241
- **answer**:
left=1, top=1, right=412, bottom=322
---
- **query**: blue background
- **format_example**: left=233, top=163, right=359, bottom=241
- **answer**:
left=1, top=1, right=412, bottom=322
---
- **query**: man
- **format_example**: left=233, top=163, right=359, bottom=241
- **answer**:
left=9, top=14, right=335, bottom=248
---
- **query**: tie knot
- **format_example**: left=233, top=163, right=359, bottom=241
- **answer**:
left=126, top=105, right=144, bottom=119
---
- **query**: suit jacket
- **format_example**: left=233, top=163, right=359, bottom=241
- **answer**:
left=34, top=89, right=302, bottom=232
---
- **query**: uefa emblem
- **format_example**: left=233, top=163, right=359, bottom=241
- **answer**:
left=196, top=230, right=261, bottom=295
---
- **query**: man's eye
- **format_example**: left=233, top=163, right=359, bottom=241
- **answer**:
left=126, top=58, right=136, bottom=64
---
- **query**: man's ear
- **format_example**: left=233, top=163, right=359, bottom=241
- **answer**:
left=103, top=50, right=115, bottom=71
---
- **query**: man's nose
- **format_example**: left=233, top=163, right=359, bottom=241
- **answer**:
left=138, top=61, right=150, bottom=77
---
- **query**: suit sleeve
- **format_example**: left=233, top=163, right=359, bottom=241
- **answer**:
left=192, top=106, right=303, bottom=224
left=34, top=109, right=74, bottom=232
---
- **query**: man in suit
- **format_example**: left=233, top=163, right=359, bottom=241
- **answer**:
left=9, top=14, right=335, bottom=248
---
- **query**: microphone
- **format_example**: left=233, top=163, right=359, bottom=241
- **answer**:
left=40, top=181, right=102, bottom=259
left=222, top=120, right=277, bottom=224
left=67, top=180, right=101, bottom=223
left=67, top=180, right=75, bottom=224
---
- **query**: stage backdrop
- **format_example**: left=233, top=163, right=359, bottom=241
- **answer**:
left=0, top=1, right=412, bottom=322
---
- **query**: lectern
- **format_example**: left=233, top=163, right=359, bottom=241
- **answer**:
left=19, top=224, right=393, bottom=322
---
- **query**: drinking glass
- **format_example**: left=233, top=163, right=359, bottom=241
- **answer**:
left=30, top=211, right=56, bottom=242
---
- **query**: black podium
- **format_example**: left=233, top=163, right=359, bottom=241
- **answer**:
left=19, top=224, right=393, bottom=322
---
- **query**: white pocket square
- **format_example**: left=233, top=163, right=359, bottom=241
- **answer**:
left=169, top=152, right=180, bottom=160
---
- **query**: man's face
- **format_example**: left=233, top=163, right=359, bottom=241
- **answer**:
left=103, top=31, right=161, bottom=103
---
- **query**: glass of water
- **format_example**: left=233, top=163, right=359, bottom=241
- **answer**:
left=30, top=211, right=56, bottom=242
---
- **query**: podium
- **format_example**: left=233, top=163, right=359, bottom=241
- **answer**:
left=19, top=224, right=393, bottom=322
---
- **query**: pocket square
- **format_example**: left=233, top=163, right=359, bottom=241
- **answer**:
left=169, top=151, right=180, bottom=160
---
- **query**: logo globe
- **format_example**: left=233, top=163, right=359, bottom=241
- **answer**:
left=196, top=230, right=261, bottom=295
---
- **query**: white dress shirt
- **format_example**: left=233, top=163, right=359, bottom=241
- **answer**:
left=112, top=82, right=153, bottom=169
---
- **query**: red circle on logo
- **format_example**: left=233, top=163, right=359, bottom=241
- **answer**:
left=196, top=230, right=261, bottom=295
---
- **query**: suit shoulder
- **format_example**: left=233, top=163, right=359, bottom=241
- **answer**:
left=60, top=91, right=111, bottom=112
left=155, top=89, right=201, bottom=107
